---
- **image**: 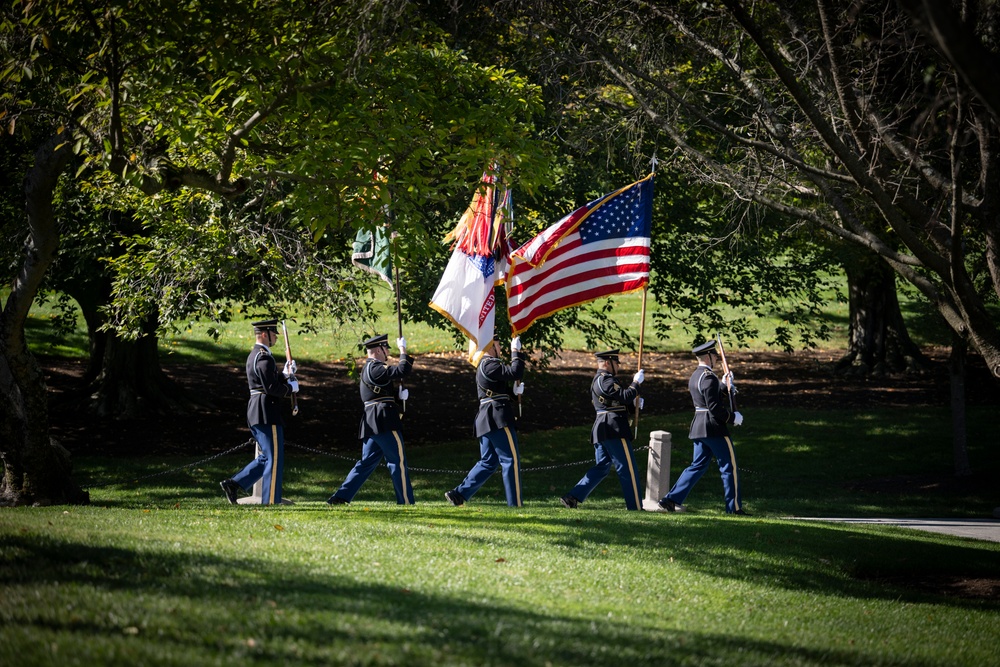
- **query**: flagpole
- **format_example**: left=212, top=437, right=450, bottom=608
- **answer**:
left=633, top=159, right=656, bottom=440
left=634, top=286, right=648, bottom=439
left=391, top=228, right=406, bottom=415
left=497, top=173, right=523, bottom=419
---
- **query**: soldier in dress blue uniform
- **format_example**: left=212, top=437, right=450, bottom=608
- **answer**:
left=220, top=319, right=299, bottom=505
left=445, top=336, right=526, bottom=507
left=327, top=334, right=414, bottom=505
left=560, top=350, right=645, bottom=511
left=656, top=339, right=748, bottom=515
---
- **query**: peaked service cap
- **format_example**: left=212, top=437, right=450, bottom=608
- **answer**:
left=363, top=333, right=390, bottom=349
left=692, top=340, right=717, bottom=356
left=252, top=319, right=279, bottom=333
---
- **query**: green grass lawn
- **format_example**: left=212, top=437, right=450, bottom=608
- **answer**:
left=6, top=284, right=995, bottom=665
left=2, top=407, right=997, bottom=667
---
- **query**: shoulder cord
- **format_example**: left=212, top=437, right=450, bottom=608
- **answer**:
left=253, top=348, right=267, bottom=389
left=698, top=367, right=719, bottom=407
left=476, top=361, right=503, bottom=397
left=593, top=374, right=609, bottom=404
left=361, top=360, right=387, bottom=394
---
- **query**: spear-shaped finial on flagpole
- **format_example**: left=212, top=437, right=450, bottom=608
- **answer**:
left=649, top=154, right=658, bottom=174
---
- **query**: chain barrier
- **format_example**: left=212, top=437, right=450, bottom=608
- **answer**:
left=81, top=440, right=254, bottom=490
left=81, top=437, right=760, bottom=490
left=287, top=440, right=624, bottom=474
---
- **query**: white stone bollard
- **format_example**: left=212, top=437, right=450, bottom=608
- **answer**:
left=642, top=430, right=672, bottom=511
left=236, top=443, right=293, bottom=505
left=236, top=443, right=265, bottom=505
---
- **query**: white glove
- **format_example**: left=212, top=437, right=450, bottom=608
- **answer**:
left=638, top=397, right=644, bottom=409
left=632, top=369, right=645, bottom=384
left=283, top=359, right=297, bottom=377
left=288, top=379, right=300, bottom=393
left=723, top=370, right=734, bottom=387
left=511, top=336, right=522, bottom=352
left=733, top=411, right=744, bottom=426
left=396, top=336, right=407, bottom=350
left=398, top=387, right=409, bottom=401
left=513, top=382, right=524, bottom=395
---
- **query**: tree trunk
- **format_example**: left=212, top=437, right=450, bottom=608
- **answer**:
left=61, top=279, right=196, bottom=418
left=949, top=333, right=973, bottom=477
left=836, top=260, right=930, bottom=376
left=1, top=134, right=87, bottom=507
left=87, top=315, right=196, bottom=418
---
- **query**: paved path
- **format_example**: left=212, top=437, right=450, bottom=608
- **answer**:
left=790, top=517, right=1000, bottom=543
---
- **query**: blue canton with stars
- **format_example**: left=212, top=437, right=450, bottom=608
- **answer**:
left=467, top=253, right=495, bottom=279
left=578, top=177, right=653, bottom=244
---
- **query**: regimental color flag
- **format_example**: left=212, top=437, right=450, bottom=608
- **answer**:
left=351, top=226, right=393, bottom=287
left=506, top=173, right=653, bottom=335
left=429, top=169, right=514, bottom=365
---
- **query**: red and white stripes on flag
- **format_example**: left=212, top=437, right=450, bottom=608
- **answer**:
left=506, top=174, right=653, bottom=335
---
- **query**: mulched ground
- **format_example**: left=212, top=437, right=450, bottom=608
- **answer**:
left=39, top=347, right=1000, bottom=600
left=42, top=345, right=997, bottom=459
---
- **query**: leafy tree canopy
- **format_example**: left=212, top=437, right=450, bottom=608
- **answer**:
left=2, top=0, right=552, bottom=336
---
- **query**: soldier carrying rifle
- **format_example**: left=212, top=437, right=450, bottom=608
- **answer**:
left=655, top=337, right=749, bottom=516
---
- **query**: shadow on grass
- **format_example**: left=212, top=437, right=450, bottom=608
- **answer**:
left=59, top=464, right=1000, bottom=614
left=1, top=526, right=988, bottom=667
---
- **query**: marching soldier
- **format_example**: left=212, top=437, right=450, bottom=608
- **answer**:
left=445, top=336, right=526, bottom=507
left=327, top=334, right=414, bottom=505
left=656, top=339, right=748, bottom=514
left=220, top=319, right=299, bottom=505
left=561, top=349, right=645, bottom=511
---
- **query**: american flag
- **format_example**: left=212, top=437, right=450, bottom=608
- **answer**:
left=506, top=174, right=653, bottom=334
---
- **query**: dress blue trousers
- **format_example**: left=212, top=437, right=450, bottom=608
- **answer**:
left=455, top=427, right=522, bottom=507
left=665, top=436, right=743, bottom=513
left=569, top=437, right=643, bottom=510
left=233, top=423, right=284, bottom=505
left=334, top=431, right=414, bottom=505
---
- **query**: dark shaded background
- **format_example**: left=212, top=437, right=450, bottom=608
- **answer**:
left=43, top=347, right=997, bottom=458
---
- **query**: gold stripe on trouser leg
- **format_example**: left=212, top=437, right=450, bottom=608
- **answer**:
left=268, top=425, right=279, bottom=505
left=724, top=436, right=739, bottom=511
left=503, top=427, right=521, bottom=507
left=621, top=438, right=641, bottom=509
left=392, top=430, right=411, bottom=505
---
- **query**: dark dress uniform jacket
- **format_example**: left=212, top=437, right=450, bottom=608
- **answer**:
left=246, top=344, right=292, bottom=427
left=359, top=353, right=411, bottom=439
left=591, top=371, right=639, bottom=444
left=687, top=364, right=733, bottom=439
left=474, top=351, right=525, bottom=438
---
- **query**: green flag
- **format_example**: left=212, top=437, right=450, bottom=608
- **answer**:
left=352, top=226, right=393, bottom=287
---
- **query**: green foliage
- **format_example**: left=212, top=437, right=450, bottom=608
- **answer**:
left=1, top=0, right=553, bottom=341
left=485, top=0, right=1000, bottom=366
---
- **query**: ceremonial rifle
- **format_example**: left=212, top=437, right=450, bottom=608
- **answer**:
left=633, top=287, right=648, bottom=439
left=715, top=333, right=735, bottom=414
left=282, top=320, right=299, bottom=416
left=392, top=230, right=406, bottom=416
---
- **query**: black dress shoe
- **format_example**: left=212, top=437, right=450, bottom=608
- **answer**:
left=734, top=509, right=751, bottom=516
left=220, top=479, right=241, bottom=505
left=444, top=490, right=464, bottom=506
left=326, top=495, right=349, bottom=505
left=559, top=495, right=579, bottom=509
left=657, top=497, right=683, bottom=512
